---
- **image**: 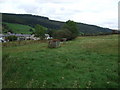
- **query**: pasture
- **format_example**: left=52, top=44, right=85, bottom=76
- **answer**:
left=2, top=35, right=118, bottom=88
left=3, top=22, right=34, bottom=34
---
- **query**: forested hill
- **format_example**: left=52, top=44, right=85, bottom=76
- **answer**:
left=2, top=13, right=112, bottom=34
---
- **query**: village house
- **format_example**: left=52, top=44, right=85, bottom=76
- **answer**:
left=29, top=34, right=40, bottom=40
left=45, top=34, right=53, bottom=40
left=0, top=32, right=53, bottom=42
left=0, top=33, right=32, bottom=42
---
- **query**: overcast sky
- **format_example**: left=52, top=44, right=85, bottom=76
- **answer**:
left=0, top=0, right=119, bottom=29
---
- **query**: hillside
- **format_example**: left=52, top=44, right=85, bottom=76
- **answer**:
left=2, top=13, right=112, bottom=34
left=3, top=22, right=34, bottom=34
left=3, top=35, right=118, bottom=88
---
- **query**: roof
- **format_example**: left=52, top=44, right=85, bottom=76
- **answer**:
left=0, top=34, right=31, bottom=37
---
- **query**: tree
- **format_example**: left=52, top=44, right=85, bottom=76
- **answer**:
left=52, top=20, right=79, bottom=40
left=53, top=29, right=72, bottom=40
left=63, top=20, right=79, bottom=39
left=29, top=29, right=34, bottom=32
left=47, top=29, right=56, bottom=37
left=34, top=24, right=47, bottom=40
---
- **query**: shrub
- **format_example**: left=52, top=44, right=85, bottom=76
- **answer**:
left=47, top=29, right=56, bottom=37
left=34, top=24, right=47, bottom=40
left=63, top=20, right=79, bottom=39
left=5, top=35, right=18, bottom=41
left=53, top=29, right=72, bottom=40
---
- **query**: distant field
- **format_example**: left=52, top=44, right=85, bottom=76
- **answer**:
left=2, top=35, right=118, bottom=88
left=3, top=22, right=34, bottom=34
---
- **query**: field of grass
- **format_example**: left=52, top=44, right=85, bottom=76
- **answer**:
left=2, top=35, right=118, bottom=88
left=3, top=22, right=34, bottom=34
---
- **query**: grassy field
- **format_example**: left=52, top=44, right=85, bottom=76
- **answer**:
left=2, top=35, right=118, bottom=88
left=3, top=22, right=34, bottom=34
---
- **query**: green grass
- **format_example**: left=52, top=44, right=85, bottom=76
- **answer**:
left=3, top=22, right=34, bottom=34
left=2, top=35, right=118, bottom=88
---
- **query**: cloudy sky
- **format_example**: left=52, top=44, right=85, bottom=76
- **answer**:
left=0, top=0, right=119, bottom=29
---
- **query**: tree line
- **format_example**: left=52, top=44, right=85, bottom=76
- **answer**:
left=34, top=20, right=79, bottom=40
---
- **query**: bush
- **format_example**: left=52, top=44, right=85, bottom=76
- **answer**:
left=47, top=29, right=56, bottom=37
left=47, top=20, right=79, bottom=40
left=34, top=24, right=47, bottom=40
left=53, top=29, right=72, bottom=40
left=5, top=35, right=18, bottom=41
left=63, top=20, right=79, bottom=40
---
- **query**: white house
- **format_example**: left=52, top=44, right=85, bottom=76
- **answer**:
left=45, top=34, right=53, bottom=39
left=29, top=34, right=40, bottom=40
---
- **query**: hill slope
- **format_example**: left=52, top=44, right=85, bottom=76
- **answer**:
left=3, top=22, right=34, bottom=34
left=2, top=13, right=112, bottom=34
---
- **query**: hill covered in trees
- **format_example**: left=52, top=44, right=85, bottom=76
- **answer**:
left=2, top=13, right=112, bottom=35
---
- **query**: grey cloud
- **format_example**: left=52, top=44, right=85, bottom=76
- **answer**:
left=0, top=0, right=118, bottom=29
left=18, top=5, right=39, bottom=14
